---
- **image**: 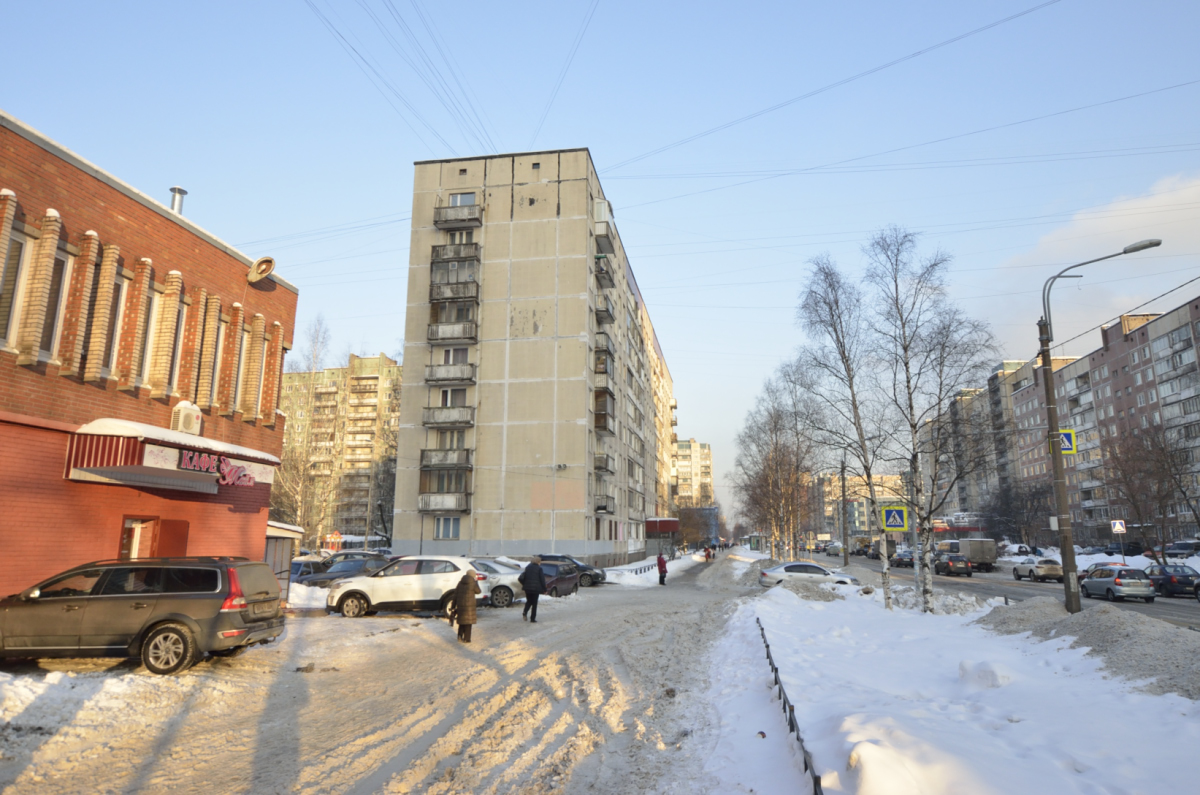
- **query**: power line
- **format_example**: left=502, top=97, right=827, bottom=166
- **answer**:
left=1052, top=273, right=1200, bottom=353
left=528, top=0, right=602, bottom=148
left=602, top=0, right=1065, bottom=172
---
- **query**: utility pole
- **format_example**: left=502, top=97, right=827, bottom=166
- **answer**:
left=841, top=455, right=849, bottom=568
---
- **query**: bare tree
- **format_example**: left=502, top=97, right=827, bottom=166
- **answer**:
left=981, top=481, right=1053, bottom=548
left=797, top=254, right=896, bottom=608
left=866, top=227, right=995, bottom=612
left=1103, top=428, right=1177, bottom=563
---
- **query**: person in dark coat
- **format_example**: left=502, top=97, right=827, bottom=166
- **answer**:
left=519, top=558, right=547, bottom=623
left=657, top=553, right=667, bottom=586
left=450, top=570, right=482, bottom=643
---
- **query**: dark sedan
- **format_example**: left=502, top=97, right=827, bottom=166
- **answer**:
left=539, top=562, right=580, bottom=597
left=934, top=554, right=972, bottom=577
left=889, top=551, right=915, bottom=568
left=1145, top=564, right=1199, bottom=597
left=537, top=553, right=606, bottom=587
left=296, top=557, right=388, bottom=588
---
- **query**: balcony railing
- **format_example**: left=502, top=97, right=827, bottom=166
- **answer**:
left=595, top=331, right=613, bottom=354
left=347, top=410, right=377, bottom=419
left=595, top=411, right=616, bottom=436
left=428, top=322, right=477, bottom=343
left=434, top=204, right=484, bottom=229
left=313, top=386, right=338, bottom=394
left=430, top=281, right=479, bottom=303
left=594, top=255, right=615, bottom=288
left=594, top=453, right=615, bottom=473
left=418, top=493, right=471, bottom=512
left=596, top=495, right=616, bottom=514
left=421, top=449, right=473, bottom=469
left=345, top=440, right=373, bottom=448
left=348, top=397, right=378, bottom=406
left=431, top=243, right=480, bottom=262
left=595, top=371, right=613, bottom=393
left=595, top=200, right=615, bottom=254
left=628, top=507, right=645, bottom=522
left=425, top=363, right=476, bottom=384
left=423, top=406, right=475, bottom=427
left=595, top=295, right=615, bottom=325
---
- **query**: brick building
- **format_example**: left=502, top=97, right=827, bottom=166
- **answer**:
left=0, top=110, right=298, bottom=596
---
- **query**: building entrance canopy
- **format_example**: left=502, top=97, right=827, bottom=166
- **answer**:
left=65, top=418, right=279, bottom=495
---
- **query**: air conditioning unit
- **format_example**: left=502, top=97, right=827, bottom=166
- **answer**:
left=171, top=401, right=203, bottom=435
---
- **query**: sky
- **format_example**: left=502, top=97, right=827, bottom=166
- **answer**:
left=5, top=0, right=1200, bottom=517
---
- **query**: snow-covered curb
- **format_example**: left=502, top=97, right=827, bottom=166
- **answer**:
left=604, top=553, right=704, bottom=587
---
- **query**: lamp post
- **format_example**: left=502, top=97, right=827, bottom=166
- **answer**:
left=1038, top=238, right=1161, bottom=615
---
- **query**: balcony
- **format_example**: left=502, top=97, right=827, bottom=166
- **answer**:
left=428, top=322, right=477, bottom=343
left=595, top=371, right=613, bottom=393
left=594, top=256, right=615, bottom=288
left=431, top=243, right=480, bottom=263
left=670, top=414, right=678, bottom=426
left=423, top=406, right=475, bottom=427
left=347, top=410, right=376, bottom=419
left=628, top=507, right=645, bottom=523
left=594, top=200, right=615, bottom=254
left=345, top=440, right=373, bottom=448
left=425, top=363, right=476, bottom=384
left=434, top=204, right=483, bottom=230
left=418, top=493, right=471, bottom=513
left=314, top=386, right=338, bottom=394
left=343, top=453, right=373, bottom=463
left=595, top=295, right=615, bottom=325
left=595, top=411, right=616, bottom=436
left=596, top=494, right=616, bottom=514
left=430, top=281, right=479, bottom=303
left=350, top=384, right=377, bottom=394
left=348, top=397, right=378, bottom=407
left=595, top=331, right=613, bottom=354
left=594, top=453, right=615, bottom=473
left=421, top=449, right=473, bottom=469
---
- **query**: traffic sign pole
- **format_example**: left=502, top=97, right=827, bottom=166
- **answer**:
left=1038, top=316, right=1082, bottom=614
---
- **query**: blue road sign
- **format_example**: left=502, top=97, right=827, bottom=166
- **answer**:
left=881, top=506, right=908, bottom=532
left=1058, top=429, right=1077, bottom=454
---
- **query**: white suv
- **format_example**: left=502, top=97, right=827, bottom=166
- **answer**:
left=326, top=556, right=482, bottom=618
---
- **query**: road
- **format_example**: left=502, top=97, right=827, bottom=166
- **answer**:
left=848, top=556, right=1200, bottom=627
left=0, top=556, right=762, bottom=795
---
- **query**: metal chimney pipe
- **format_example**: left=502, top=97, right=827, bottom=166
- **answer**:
left=169, top=186, right=188, bottom=215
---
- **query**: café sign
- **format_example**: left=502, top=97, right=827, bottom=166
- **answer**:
left=178, top=450, right=258, bottom=486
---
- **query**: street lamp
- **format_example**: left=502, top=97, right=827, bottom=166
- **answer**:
left=1037, top=238, right=1161, bottom=615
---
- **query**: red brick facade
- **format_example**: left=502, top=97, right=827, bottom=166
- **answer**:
left=0, top=112, right=298, bottom=594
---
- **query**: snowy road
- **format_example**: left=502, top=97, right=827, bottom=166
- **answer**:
left=0, top=555, right=782, bottom=795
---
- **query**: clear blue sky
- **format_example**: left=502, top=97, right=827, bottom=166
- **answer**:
left=6, top=0, right=1200, bottom=514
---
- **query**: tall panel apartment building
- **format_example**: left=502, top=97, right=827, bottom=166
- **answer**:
left=279, top=354, right=401, bottom=545
left=673, top=438, right=714, bottom=507
left=394, top=149, right=674, bottom=565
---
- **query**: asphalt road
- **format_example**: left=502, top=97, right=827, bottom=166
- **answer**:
left=847, top=555, right=1200, bottom=628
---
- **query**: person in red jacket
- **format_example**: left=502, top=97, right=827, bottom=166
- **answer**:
left=657, top=553, right=667, bottom=585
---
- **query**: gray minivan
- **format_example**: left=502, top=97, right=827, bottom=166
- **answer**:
left=0, top=557, right=285, bottom=674
left=1080, top=566, right=1155, bottom=603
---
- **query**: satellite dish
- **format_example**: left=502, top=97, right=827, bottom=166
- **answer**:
left=247, top=256, right=275, bottom=284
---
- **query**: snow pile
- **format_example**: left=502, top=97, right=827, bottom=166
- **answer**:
left=975, top=596, right=1200, bottom=699
left=749, top=585, right=1200, bottom=794
left=495, top=555, right=525, bottom=570
left=287, top=583, right=328, bottom=609
left=777, top=579, right=844, bottom=602
left=737, top=557, right=781, bottom=587
left=885, top=584, right=993, bottom=615
left=603, top=553, right=702, bottom=588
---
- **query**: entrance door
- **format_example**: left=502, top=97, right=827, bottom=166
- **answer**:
left=118, top=519, right=157, bottom=560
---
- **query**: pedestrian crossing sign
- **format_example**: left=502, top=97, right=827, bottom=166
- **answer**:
left=1111, top=520, right=1127, bottom=535
left=1058, top=429, right=1077, bottom=454
left=881, top=506, right=908, bottom=532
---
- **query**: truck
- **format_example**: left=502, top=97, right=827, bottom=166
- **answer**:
left=935, top=538, right=997, bottom=572
left=869, top=538, right=896, bottom=560
left=849, top=537, right=871, bottom=556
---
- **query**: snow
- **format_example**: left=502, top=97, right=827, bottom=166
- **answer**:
left=603, top=552, right=704, bottom=587
left=1001, top=548, right=1200, bottom=572
left=286, top=582, right=328, bottom=609
left=743, top=577, right=1200, bottom=794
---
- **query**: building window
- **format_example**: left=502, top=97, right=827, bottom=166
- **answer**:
left=447, top=230, right=473, bottom=245
left=39, top=255, right=70, bottom=357
left=434, top=301, right=474, bottom=323
left=0, top=234, right=27, bottom=344
left=435, top=516, right=460, bottom=539
left=438, top=430, right=465, bottom=449
left=431, top=260, right=476, bottom=284
left=449, top=192, right=475, bottom=207
left=440, top=388, right=467, bottom=407
left=210, top=322, right=226, bottom=405
left=233, top=328, right=249, bottom=408
left=137, top=292, right=160, bottom=382
left=441, top=347, right=469, bottom=365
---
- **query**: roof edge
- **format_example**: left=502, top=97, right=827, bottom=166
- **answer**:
left=414, top=147, right=590, bottom=166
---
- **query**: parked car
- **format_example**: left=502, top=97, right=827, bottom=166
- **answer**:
left=0, top=557, right=284, bottom=675
left=539, top=561, right=581, bottom=597
left=327, top=555, right=484, bottom=617
left=290, top=558, right=330, bottom=579
left=537, top=554, right=606, bottom=587
left=323, top=551, right=387, bottom=566
left=758, top=562, right=859, bottom=587
left=1013, top=557, right=1064, bottom=583
left=1165, top=541, right=1200, bottom=559
left=825, top=544, right=843, bottom=557
left=1081, top=546, right=1107, bottom=556
left=470, top=558, right=525, bottom=608
left=934, top=554, right=972, bottom=577
left=1080, top=566, right=1155, bottom=602
left=1144, top=564, right=1199, bottom=597
left=889, top=550, right=915, bottom=568
left=1102, top=541, right=1144, bottom=557
left=1080, top=561, right=1117, bottom=582
left=297, top=557, right=389, bottom=588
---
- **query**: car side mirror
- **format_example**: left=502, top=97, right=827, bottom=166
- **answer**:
left=20, top=587, right=39, bottom=600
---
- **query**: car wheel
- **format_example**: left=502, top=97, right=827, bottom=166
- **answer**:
left=1083, top=586, right=1092, bottom=599
left=579, top=574, right=593, bottom=588
left=967, top=573, right=973, bottom=578
left=1013, top=569, right=1021, bottom=580
left=571, top=583, right=579, bottom=595
left=440, top=594, right=455, bottom=618
left=1145, top=597, right=1155, bottom=604
left=1106, top=589, right=1117, bottom=602
left=341, top=594, right=369, bottom=618
left=490, top=586, right=514, bottom=608
left=142, top=623, right=198, bottom=675
left=550, top=587, right=559, bottom=598
left=1057, top=578, right=1064, bottom=584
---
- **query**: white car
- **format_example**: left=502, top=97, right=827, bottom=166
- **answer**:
left=1012, top=557, right=1064, bottom=583
left=326, top=555, right=484, bottom=618
left=759, top=562, right=859, bottom=587
left=470, top=558, right=525, bottom=608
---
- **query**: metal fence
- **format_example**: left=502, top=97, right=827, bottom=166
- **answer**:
left=754, top=616, right=824, bottom=794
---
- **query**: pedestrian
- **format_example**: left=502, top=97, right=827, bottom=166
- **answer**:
left=519, top=557, right=547, bottom=623
left=657, top=552, right=667, bottom=586
left=452, top=569, right=481, bottom=643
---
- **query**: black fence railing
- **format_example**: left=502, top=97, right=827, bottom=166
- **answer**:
left=755, top=616, right=823, bottom=794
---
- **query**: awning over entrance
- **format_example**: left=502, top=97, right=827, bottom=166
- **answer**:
left=65, top=419, right=279, bottom=494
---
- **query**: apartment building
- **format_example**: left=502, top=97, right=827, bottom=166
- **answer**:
left=673, top=438, right=714, bottom=507
left=279, top=354, right=401, bottom=546
left=393, top=149, right=674, bottom=566
left=0, top=110, right=297, bottom=596
left=816, top=472, right=906, bottom=538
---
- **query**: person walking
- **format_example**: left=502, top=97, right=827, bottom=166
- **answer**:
left=451, top=569, right=481, bottom=643
left=657, top=553, right=667, bottom=586
left=519, top=557, right=547, bottom=623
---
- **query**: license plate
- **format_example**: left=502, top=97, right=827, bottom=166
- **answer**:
left=253, top=601, right=276, bottom=616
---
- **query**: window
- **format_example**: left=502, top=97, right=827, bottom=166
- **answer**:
left=1134, top=372, right=1142, bottom=385
left=210, top=321, right=226, bottom=404
left=101, top=277, right=126, bottom=372
left=438, top=430, right=465, bottom=449
left=419, top=560, right=458, bottom=574
left=434, top=301, right=474, bottom=323
left=1137, top=392, right=1147, bottom=407
left=1131, top=350, right=1139, bottom=364
left=440, top=388, right=467, bottom=407
left=431, top=260, right=477, bottom=284
left=162, top=567, right=221, bottom=593
left=39, top=255, right=69, bottom=357
left=39, top=569, right=103, bottom=598
left=458, top=168, right=467, bottom=176
left=99, top=567, right=163, bottom=595
left=424, top=470, right=467, bottom=493
left=168, top=304, right=186, bottom=391
left=435, top=517, right=460, bottom=539
left=449, top=192, right=475, bottom=207
left=447, top=230, right=473, bottom=245
left=137, top=292, right=159, bottom=381
left=442, top=347, right=469, bottom=365
left=233, top=328, right=249, bottom=407
left=1149, top=388, right=1157, bottom=403
left=531, top=162, right=540, bottom=170
left=0, top=235, right=26, bottom=344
